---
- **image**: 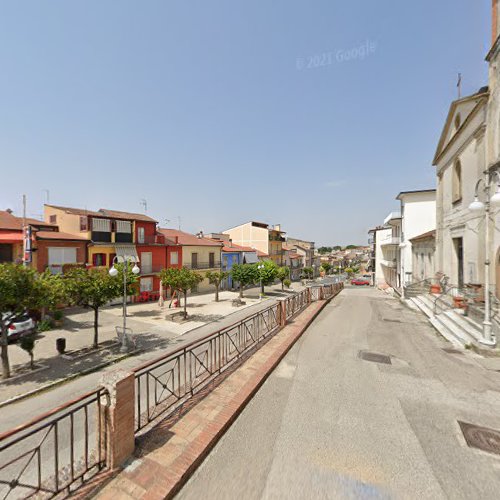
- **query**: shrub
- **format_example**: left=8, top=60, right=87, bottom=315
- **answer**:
left=52, top=310, right=63, bottom=321
left=37, top=319, right=53, bottom=332
left=284, top=279, right=291, bottom=289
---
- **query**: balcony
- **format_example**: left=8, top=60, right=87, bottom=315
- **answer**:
left=137, top=234, right=166, bottom=245
left=184, top=261, right=221, bottom=270
left=381, top=236, right=400, bottom=247
left=380, top=259, right=396, bottom=268
left=115, top=232, right=133, bottom=243
left=139, top=265, right=164, bottom=275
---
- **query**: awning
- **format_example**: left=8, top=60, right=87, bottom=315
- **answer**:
left=243, top=252, right=258, bottom=264
left=115, top=244, right=139, bottom=263
left=0, top=232, right=23, bottom=243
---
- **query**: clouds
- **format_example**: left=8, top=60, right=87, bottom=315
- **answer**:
left=324, top=180, right=345, bottom=188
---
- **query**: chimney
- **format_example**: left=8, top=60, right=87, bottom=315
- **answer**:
left=274, top=224, right=281, bottom=232
left=5, top=208, right=13, bottom=214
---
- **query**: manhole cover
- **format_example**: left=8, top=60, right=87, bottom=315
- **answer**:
left=358, top=351, right=392, bottom=365
left=459, top=421, right=500, bottom=456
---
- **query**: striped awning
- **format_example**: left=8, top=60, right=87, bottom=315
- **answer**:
left=243, top=252, right=258, bottom=264
left=115, top=244, right=139, bottom=263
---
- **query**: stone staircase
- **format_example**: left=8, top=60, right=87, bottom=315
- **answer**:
left=407, top=294, right=487, bottom=349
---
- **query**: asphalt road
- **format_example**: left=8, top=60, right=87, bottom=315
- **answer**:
left=177, top=287, right=500, bottom=500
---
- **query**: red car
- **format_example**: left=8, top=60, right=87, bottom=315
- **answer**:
left=351, top=278, right=370, bottom=286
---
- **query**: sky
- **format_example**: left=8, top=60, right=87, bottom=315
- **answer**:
left=0, top=1, right=492, bottom=246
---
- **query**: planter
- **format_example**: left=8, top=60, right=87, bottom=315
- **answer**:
left=53, top=319, right=63, bottom=328
left=56, top=338, right=66, bottom=354
left=453, top=296, right=467, bottom=309
left=430, top=284, right=442, bottom=294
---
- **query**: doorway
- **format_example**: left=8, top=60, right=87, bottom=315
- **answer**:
left=453, top=237, right=464, bottom=287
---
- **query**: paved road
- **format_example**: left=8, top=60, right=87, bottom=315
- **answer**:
left=178, top=287, right=500, bottom=500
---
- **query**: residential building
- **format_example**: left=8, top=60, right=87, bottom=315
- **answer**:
left=222, top=222, right=286, bottom=266
left=286, top=237, right=316, bottom=268
left=372, top=226, right=392, bottom=288
left=396, top=190, right=436, bottom=286
left=410, top=231, right=436, bottom=282
left=0, top=209, right=88, bottom=273
left=159, top=229, right=223, bottom=293
left=380, top=212, right=401, bottom=290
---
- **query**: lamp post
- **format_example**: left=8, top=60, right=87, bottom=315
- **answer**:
left=312, top=263, right=316, bottom=280
left=257, top=263, right=264, bottom=301
left=468, top=168, right=500, bottom=346
left=109, top=256, right=140, bottom=352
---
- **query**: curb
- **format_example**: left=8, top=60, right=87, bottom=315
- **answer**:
left=165, top=292, right=339, bottom=499
left=0, top=350, right=139, bottom=410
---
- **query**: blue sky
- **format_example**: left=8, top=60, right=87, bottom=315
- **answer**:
left=0, top=1, right=492, bottom=245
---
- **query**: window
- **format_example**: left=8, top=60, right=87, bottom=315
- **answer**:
left=452, top=159, right=462, bottom=203
left=170, top=251, right=178, bottom=265
left=92, top=218, right=111, bottom=232
left=140, top=277, right=153, bottom=292
left=79, top=216, right=88, bottom=231
left=49, top=215, right=57, bottom=224
left=92, top=253, right=107, bottom=267
left=116, top=220, right=131, bottom=233
left=209, top=252, right=215, bottom=268
left=137, top=227, right=145, bottom=244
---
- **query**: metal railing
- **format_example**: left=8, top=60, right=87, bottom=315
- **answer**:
left=0, top=388, right=108, bottom=499
left=184, top=261, right=222, bottom=270
left=133, top=302, right=283, bottom=433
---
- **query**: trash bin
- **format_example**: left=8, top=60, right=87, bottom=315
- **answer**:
left=56, top=337, right=66, bottom=354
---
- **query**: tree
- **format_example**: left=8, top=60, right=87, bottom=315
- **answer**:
left=333, top=246, right=342, bottom=251
left=345, top=267, right=355, bottom=277
left=302, top=267, right=313, bottom=279
left=346, top=245, right=358, bottom=250
left=160, top=267, right=204, bottom=319
left=37, top=271, right=67, bottom=317
left=19, top=335, right=36, bottom=369
left=205, top=270, right=228, bottom=302
left=230, top=264, right=258, bottom=298
left=276, top=266, right=290, bottom=290
left=64, top=266, right=135, bottom=348
left=258, top=260, right=278, bottom=293
left=320, top=263, right=332, bottom=275
left=317, top=246, right=333, bottom=254
left=0, top=264, right=45, bottom=379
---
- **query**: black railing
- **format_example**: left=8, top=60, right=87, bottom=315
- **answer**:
left=184, top=261, right=221, bottom=270
left=0, top=388, right=108, bottom=499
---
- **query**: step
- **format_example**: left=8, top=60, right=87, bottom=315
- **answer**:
left=435, top=312, right=479, bottom=347
left=428, top=316, right=464, bottom=349
left=442, top=309, right=483, bottom=342
left=410, top=295, right=435, bottom=318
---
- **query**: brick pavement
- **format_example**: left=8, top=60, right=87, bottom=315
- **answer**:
left=92, top=295, right=336, bottom=500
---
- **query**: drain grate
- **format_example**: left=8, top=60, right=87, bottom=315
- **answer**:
left=459, top=421, right=500, bottom=456
left=358, top=350, right=392, bottom=365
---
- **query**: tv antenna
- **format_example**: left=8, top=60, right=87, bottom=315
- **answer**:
left=140, top=199, right=147, bottom=212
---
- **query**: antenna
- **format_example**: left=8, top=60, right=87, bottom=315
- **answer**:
left=178, top=216, right=181, bottom=230
left=140, top=199, right=147, bottom=212
left=457, top=73, right=462, bottom=99
left=164, top=219, right=170, bottom=227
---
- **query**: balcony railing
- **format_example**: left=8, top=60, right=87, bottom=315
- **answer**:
left=184, top=261, right=221, bottom=270
left=137, top=234, right=165, bottom=245
left=381, top=236, right=400, bottom=246
left=140, top=265, right=164, bottom=275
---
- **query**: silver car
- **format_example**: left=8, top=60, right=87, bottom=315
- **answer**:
left=2, top=313, right=36, bottom=342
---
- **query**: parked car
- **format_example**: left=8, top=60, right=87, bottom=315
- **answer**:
left=351, top=278, right=371, bottom=286
left=2, top=313, right=36, bottom=343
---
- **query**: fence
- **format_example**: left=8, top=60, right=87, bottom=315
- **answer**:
left=0, top=282, right=343, bottom=498
left=0, top=388, right=108, bottom=500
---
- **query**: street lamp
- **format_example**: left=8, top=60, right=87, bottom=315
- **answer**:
left=109, top=256, right=140, bottom=352
left=468, top=167, right=500, bottom=345
left=257, top=263, right=264, bottom=301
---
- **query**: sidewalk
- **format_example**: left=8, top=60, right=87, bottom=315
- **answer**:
left=93, top=296, right=331, bottom=500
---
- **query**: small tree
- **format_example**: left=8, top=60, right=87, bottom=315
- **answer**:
left=283, top=279, right=291, bottom=289
left=230, top=264, right=259, bottom=298
left=19, top=335, right=36, bottom=369
left=302, top=267, right=313, bottom=279
left=206, top=270, right=228, bottom=302
left=64, top=267, right=134, bottom=348
left=276, top=266, right=290, bottom=290
left=345, top=267, right=354, bottom=277
left=37, top=271, right=68, bottom=318
left=321, top=263, right=332, bottom=275
left=0, top=264, right=44, bottom=379
left=258, top=260, right=278, bottom=294
left=160, top=267, right=204, bottom=319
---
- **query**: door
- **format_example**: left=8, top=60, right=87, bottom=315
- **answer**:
left=453, top=238, right=464, bottom=287
left=141, top=252, right=152, bottom=274
left=191, top=252, right=198, bottom=269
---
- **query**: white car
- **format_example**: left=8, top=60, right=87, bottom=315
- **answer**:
left=2, top=313, right=36, bottom=342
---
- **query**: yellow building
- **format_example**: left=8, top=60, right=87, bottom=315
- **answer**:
left=222, top=221, right=286, bottom=266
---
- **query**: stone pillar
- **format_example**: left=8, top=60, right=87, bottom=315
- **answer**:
left=280, top=300, right=287, bottom=327
left=307, top=287, right=311, bottom=304
left=100, top=370, right=136, bottom=470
